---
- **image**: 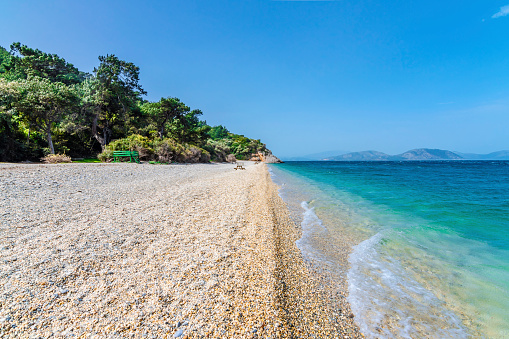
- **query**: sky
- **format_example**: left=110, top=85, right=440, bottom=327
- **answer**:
left=1, top=0, right=508, bottom=158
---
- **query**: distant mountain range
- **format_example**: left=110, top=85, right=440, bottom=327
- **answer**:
left=321, top=149, right=509, bottom=161
left=453, top=150, right=509, bottom=160
left=282, top=150, right=349, bottom=161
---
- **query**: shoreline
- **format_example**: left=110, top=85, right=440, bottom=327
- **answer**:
left=0, top=162, right=361, bottom=338
left=264, top=167, right=363, bottom=338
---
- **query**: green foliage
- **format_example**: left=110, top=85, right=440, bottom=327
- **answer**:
left=0, top=76, right=79, bottom=154
left=0, top=46, right=16, bottom=80
left=168, top=109, right=211, bottom=145
left=98, top=135, right=210, bottom=163
left=209, top=125, right=230, bottom=140
left=141, top=97, right=189, bottom=139
left=0, top=42, right=273, bottom=163
left=0, top=111, right=35, bottom=161
left=86, top=54, right=146, bottom=149
left=153, top=138, right=185, bottom=163
left=8, top=42, right=87, bottom=84
left=204, top=138, right=231, bottom=162
left=105, top=134, right=154, bottom=160
left=106, top=134, right=153, bottom=151
left=72, top=158, right=101, bottom=163
left=51, top=125, right=100, bottom=158
left=228, top=133, right=266, bottom=160
left=97, top=149, right=114, bottom=162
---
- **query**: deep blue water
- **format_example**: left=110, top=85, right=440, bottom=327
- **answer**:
left=269, top=161, right=509, bottom=338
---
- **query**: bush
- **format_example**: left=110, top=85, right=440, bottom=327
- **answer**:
left=97, top=135, right=211, bottom=163
left=226, top=154, right=236, bottom=163
left=41, top=154, right=72, bottom=164
left=97, top=149, right=113, bottom=162
left=98, top=135, right=153, bottom=162
left=0, top=112, right=45, bottom=162
left=200, top=149, right=211, bottom=163
left=205, top=139, right=231, bottom=162
left=184, top=147, right=202, bottom=163
left=177, top=146, right=210, bottom=163
left=106, top=134, right=154, bottom=160
left=153, top=138, right=184, bottom=163
left=107, top=134, right=152, bottom=150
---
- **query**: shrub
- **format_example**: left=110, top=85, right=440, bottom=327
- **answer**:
left=97, top=135, right=211, bottom=163
left=179, top=146, right=210, bottom=163
left=185, top=146, right=202, bottom=163
left=226, top=154, right=236, bottom=163
left=97, top=149, right=114, bottom=162
left=153, top=138, right=184, bottom=163
left=205, top=139, right=231, bottom=162
left=98, top=135, right=154, bottom=162
left=107, top=134, right=152, bottom=150
left=200, top=149, right=211, bottom=163
left=106, top=134, right=154, bottom=160
left=41, top=154, right=72, bottom=164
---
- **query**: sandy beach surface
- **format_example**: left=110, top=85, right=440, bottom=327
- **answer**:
left=0, top=162, right=362, bottom=338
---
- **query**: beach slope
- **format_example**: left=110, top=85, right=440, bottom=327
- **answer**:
left=0, top=162, right=360, bottom=338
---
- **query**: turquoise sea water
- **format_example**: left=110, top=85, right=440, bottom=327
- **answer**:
left=268, top=161, right=509, bottom=338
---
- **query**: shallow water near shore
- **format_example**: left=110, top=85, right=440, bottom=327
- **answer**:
left=269, top=161, right=509, bottom=338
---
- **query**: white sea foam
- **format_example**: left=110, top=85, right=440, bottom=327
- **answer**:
left=267, top=166, right=286, bottom=199
left=347, top=233, right=468, bottom=339
left=268, top=162, right=509, bottom=337
left=267, top=166, right=275, bottom=177
left=295, top=201, right=331, bottom=264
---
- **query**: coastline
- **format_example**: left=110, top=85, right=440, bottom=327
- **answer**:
left=263, top=166, right=363, bottom=338
left=0, top=162, right=361, bottom=338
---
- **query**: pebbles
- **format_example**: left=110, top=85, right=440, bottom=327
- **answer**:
left=0, top=162, right=362, bottom=338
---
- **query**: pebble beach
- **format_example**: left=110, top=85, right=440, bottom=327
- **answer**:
left=0, top=162, right=363, bottom=338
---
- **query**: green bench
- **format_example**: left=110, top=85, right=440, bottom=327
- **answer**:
left=113, top=151, right=140, bottom=163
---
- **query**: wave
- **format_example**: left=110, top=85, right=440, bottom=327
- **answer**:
left=295, top=201, right=330, bottom=264
left=347, top=233, right=467, bottom=339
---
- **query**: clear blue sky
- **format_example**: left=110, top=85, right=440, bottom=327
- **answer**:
left=1, top=0, right=508, bottom=157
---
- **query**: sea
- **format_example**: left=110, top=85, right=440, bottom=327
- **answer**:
left=268, top=161, right=509, bottom=339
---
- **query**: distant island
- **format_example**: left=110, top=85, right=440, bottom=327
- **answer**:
left=318, top=149, right=509, bottom=161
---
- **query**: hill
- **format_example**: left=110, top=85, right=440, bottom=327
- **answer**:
left=323, top=150, right=392, bottom=161
left=282, top=150, right=350, bottom=161
left=455, top=150, right=509, bottom=160
left=323, top=148, right=469, bottom=161
left=397, top=149, right=463, bottom=160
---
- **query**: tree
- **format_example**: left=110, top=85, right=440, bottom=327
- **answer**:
left=140, top=97, right=189, bottom=139
left=0, top=78, right=18, bottom=106
left=0, top=76, right=79, bottom=154
left=0, top=43, right=275, bottom=162
left=7, top=42, right=87, bottom=84
left=0, top=46, right=14, bottom=80
left=168, top=109, right=211, bottom=145
left=229, top=133, right=266, bottom=160
left=86, top=55, right=146, bottom=149
left=209, top=125, right=230, bottom=140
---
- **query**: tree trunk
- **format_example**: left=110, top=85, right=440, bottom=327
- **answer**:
left=103, top=126, right=111, bottom=146
left=91, top=114, right=106, bottom=151
left=47, top=126, right=55, bottom=154
left=159, top=116, right=169, bottom=139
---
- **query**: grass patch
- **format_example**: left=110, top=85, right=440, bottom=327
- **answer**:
left=149, top=161, right=172, bottom=165
left=72, top=158, right=102, bottom=163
